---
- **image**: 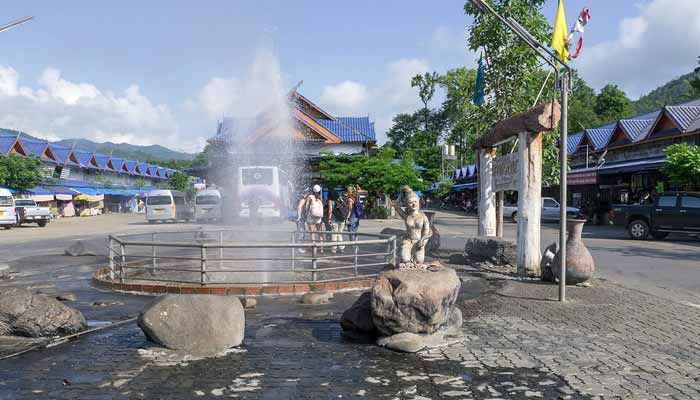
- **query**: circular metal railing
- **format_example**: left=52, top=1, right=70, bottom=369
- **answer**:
left=106, top=229, right=397, bottom=287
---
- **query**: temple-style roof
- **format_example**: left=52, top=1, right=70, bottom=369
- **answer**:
left=208, top=90, right=376, bottom=147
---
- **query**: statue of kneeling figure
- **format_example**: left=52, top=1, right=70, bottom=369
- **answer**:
left=393, top=186, right=432, bottom=269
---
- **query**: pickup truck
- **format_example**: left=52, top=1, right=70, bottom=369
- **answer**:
left=14, top=198, right=51, bottom=227
left=505, top=197, right=581, bottom=223
left=612, top=192, right=700, bottom=239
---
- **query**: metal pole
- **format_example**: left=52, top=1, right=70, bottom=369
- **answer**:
left=151, top=233, right=157, bottom=275
left=201, top=246, right=207, bottom=286
left=291, top=231, right=296, bottom=272
left=391, top=237, right=397, bottom=267
left=496, top=191, right=504, bottom=238
left=559, top=75, right=569, bottom=302
left=354, top=239, right=359, bottom=276
left=108, top=237, right=115, bottom=280
left=119, top=243, right=126, bottom=283
left=0, top=16, right=33, bottom=34
left=219, top=231, right=224, bottom=269
left=311, top=244, right=317, bottom=282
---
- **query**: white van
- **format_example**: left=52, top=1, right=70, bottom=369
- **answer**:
left=194, top=189, right=222, bottom=223
left=145, top=190, right=194, bottom=223
left=237, top=166, right=288, bottom=219
left=0, top=188, right=16, bottom=230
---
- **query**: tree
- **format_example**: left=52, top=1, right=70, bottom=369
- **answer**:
left=167, top=171, right=190, bottom=192
left=0, top=154, right=44, bottom=190
left=437, top=67, right=480, bottom=164
left=133, top=178, right=147, bottom=189
left=411, top=71, right=440, bottom=136
left=595, top=84, right=634, bottom=122
left=663, top=143, right=700, bottom=189
left=691, top=56, right=700, bottom=97
left=433, top=179, right=454, bottom=200
left=569, top=73, right=601, bottom=132
left=387, top=113, right=422, bottom=154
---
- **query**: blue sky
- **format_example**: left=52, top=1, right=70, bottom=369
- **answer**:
left=1, top=0, right=697, bottom=151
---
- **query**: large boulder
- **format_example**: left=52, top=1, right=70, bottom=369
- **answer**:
left=340, top=292, right=376, bottom=335
left=463, top=236, right=517, bottom=266
left=138, top=295, right=245, bottom=355
left=0, top=288, right=87, bottom=337
left=371, top=266, right=461, bottom=336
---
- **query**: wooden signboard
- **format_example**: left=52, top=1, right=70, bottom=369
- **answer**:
left=493, top=153, right=519, bottom=192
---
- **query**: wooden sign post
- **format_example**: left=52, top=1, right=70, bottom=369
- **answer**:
left=474, top=102, right=560, bottom=277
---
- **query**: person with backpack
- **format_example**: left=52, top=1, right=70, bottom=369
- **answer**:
left=347, top=187, right=362, bottom=241
left=327, top=188, right=353, bottom=253
left=305, top=185, right=325, bottom=251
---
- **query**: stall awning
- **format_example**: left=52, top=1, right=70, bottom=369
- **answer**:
left=74, top=194, right=104, bottom=202
left=569, top=157, right=665, bottom=178
left=452, top=182, right=478, bottom=192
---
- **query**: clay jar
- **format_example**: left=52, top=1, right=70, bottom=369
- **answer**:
left=553, top=219, right=595, bottom=285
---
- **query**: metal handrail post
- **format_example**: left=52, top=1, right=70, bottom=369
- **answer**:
left=311, top=243, right=317, bottom=282
left=354, top=241, right=359, bottom=276
left=201, top=246, right=207, bottom=286
left=108, top=236, right=115, bottom=280
left=385, top=242, right=391, bottom=266
left=391, top=237, right=397, bottom=267
left=119, top=243, right=126, bottom=283
left=151, top=233, right=157, bottom=275
left=291, top=231, right=296, bottom=272
left=219, top=231, right=224, bottom=269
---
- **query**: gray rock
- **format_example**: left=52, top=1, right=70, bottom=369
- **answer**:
left=447, top=253, right=468, bottom=265
left=464, top=236, right=517, bottom=266
left=240, top=297, right=257, bottom=309
left=0, top=288, right=87, bottom=337
left=56, top=293, right=78, bottom=302
left=300, top=290, right=332, bottom=305
left=138, top=295, right=245, bottom=355
left=64, top=240, right=103, bottom=257
left=371, top=266, right=461, bottom=336
left=0, top=264, right=10, bottom=280
left=541, top=243, right=558, bottom=282
left=340, top=292, right=376, bottom=335
left=377, top=332, right=426, bottom=353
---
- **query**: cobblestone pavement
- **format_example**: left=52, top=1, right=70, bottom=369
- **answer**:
left=449, top=267, right=700, bottom=400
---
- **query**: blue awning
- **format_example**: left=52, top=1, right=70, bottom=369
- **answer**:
left=452, top=182, right=478, bottom=192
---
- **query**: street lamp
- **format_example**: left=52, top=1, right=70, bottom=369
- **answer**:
left=0, top=16, right=33, bottom=34
left=469, top=0, right=571, bottom=301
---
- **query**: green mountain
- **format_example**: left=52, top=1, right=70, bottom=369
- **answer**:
left=632, top=72, right=698, bottom=114
left=53, top=138, right=194, bottom=162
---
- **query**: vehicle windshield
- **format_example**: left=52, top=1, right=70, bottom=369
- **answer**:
left=15, top=199, right=35, bottom=206
left=241, top=168, right=273, bottom=185
left=196, top=195, right=220, bottom=205
left=147, top=195, right=172, bottom=206
left=0, top=196, right=13, bottom=207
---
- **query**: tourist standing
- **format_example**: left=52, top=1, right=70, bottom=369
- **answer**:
left=327, top=188, right=353, bottom=253
left=346, top=188, right=361, bottom=241
left=295, top=188, right=311, bottom=253
left=305, top=185, right=325, bottom=252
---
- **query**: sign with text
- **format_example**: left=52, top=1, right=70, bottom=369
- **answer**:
left=493, top=153, right=519, bottom=192
left=568, top=170, right=597, bottom=186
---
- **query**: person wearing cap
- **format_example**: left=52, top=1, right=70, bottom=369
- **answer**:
left=295, top=188, right=311, bottom=253
left=304, top=184, right=326, bottom=251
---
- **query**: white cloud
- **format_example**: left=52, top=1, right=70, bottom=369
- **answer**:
left=320, top=81, right=369, bottom=114
left=576, top=0, right=700, bottom=99
left=0, top=65, right=188, bottom=150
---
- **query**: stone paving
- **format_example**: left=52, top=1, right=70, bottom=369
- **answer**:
left=2, top=247, right=700, bottom=398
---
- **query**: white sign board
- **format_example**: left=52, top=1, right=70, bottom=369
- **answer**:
left=493, top=153, right=519, bottom=192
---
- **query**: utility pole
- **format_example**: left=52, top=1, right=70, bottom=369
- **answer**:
left=469, top=0, right=571, bottom=301
left=0, top=16, right=33, bottom=34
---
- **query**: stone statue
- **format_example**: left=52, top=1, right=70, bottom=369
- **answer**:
left=393, top=186, right=432, bottom=267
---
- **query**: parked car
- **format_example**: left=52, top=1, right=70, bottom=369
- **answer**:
left=14, top=198, right=51, bottom=227
left=612, top=192, right=700, bottom=239
left=145, top=190, right=194, bottom=223
left=505, top=197, right=580, bottom=223
left=194, top=188, right=222, bottom=223
left=0, top=188, right=16, bottom=230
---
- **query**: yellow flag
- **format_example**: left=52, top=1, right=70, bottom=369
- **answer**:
left=551, top=0, right=569, bottom=62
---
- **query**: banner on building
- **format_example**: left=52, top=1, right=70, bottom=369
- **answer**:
left=568, top=170, right=597, bottom=186
left=493, top=153, right=519, bottom=192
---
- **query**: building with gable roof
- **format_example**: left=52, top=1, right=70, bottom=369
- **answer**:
left=202, top=89, right=376, bottom=190
left=562, top=98, right=700, bottom=221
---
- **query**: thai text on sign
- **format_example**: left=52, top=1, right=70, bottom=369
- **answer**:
left=493, top=153, right=519, bottom=192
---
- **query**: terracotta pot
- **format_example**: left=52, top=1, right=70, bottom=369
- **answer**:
left=553, top=219, right=595, bottom=285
